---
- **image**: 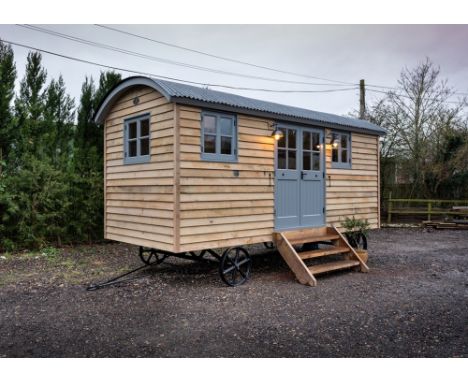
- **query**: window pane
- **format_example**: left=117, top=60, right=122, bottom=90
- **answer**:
left=140, top=138, right=149, bottom=156
left=203, top=115, right=216, bottom=134
left=332, top=148, right=338, bottom=162
left=312, top=133, right=320, bottom=151
left=303, top=151, right=311, bottom=171
left=203, top=134, right=216, bottom=153
left=129, top=122, right=137, bottom=139
left=140, top=118, right=150, bottom=137
left=312, top=152, right=320, bottom=170
left=221, top=136, right=232, bottom=155
left=303, top=131, right=311, bottom=151
left=129, top=140, right=137, bottom=157
left=278, top=128, right=286, bottom=148
left=288, top=129, right=296, bottom=149
left=288, top=150, right=296, bottom=170
left=278, top=149, right=286, bottom=169
left=341, top=149, right=348, bottom=163
left=220, top=117, right=233, bottom=136
left=341, top=134, right=348, bottom=149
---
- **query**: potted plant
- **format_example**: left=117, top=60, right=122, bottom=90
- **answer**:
left=341, top=216, right=370, bottom=263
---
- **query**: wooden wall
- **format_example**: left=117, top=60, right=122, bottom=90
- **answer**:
left=325, top=130, right=379, bottom=229
left=177, top=106, right=275, bottom=252
left=104, top=86, right=176, bottom=251
left=103, top=88, right=380, bottom=252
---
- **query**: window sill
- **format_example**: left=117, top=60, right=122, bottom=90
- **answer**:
left=331, top=162, right=352, bottom=169
left=201, top=153, right=238, bottom=163
left=124, top=155, right=151, bottom=165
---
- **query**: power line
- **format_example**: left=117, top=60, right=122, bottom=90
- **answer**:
left=19, top=24, right=354, bottom=88
left=21, top=24, right=468, bottom=98
left=2, top=39, right=359, bottom=94
left=94, top=24, right=356, bottom=86
left=367, top=82, right=468, bottom=97
left=92, top=25, right=468, bottom=97
left=366, top=88, right=465, bottom=105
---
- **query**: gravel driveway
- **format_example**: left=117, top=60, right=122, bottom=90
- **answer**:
left=0, top=228, right=467, bottom=357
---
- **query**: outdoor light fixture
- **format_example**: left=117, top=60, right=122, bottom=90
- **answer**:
left=271, top=124, right=284, bottom=141
left=326, top=132, right=339, bottom=149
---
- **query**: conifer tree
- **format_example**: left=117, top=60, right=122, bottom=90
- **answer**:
left=14, top=51, right=47, bottom=159
left=0, top=40, right=16, bottom=170
left=44, top=75, right=75, bottom=165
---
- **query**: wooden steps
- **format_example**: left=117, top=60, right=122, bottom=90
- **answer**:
left=308, top=259, right=360, bottom=275
left=289, top=234, right=340, bottom=246
left=273, top=225, right=369, bottom=286
left=299, top=246, right=349, bottom=260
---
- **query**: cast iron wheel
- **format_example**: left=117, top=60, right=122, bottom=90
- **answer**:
left=345, top=233, right=368, bottom=250
left=139, top=247, right=167, bottom=266
left=219, top=247, right=252, bottom=287
left=263, top=241, right=275, bottom=250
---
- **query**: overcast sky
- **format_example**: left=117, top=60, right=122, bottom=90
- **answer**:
left=1, top=24, right=468, bottom=116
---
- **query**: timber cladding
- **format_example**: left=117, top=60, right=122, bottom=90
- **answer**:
left=104, top=84, right=380, bottom=253
left=177, top=105, right=275, bottom=252
left=325, top=131, right=379, bottom=229
left=104, top=86, right=176, bottom=251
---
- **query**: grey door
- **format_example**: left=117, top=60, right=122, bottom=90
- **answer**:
left=275, top=125, right=325, bottom=230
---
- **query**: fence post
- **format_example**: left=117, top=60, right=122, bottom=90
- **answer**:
left=428, top=201, right=432, bottom=221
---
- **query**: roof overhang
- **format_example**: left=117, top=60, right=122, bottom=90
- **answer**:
left=94, top=76, right=172, bottom=124
left=94, top=76, right=386, bottom=136
left=171, top=97, right=386, bottom=136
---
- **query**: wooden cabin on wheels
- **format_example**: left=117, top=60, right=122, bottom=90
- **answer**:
left=94, top=76, right=386, bottom=287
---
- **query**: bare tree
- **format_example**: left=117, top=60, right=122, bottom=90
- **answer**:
left=366, top=58, right=468, bottom=198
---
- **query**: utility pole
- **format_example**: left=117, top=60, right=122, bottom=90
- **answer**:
left=359, top=79, right=366, bottom=119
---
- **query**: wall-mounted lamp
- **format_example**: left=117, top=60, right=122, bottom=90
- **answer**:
left=271, top=124, right=284, bottom=141
left=326, top=132, right=339, bottom=149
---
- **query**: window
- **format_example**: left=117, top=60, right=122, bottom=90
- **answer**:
left=302, top=130, right=321, bottom=171
left=331, top=131, right=351, bottom=169
left=124, top=114, right=151, bottom=164
left=201, top=111, right=237, bottom=162
left=277, top=127, right=297, bottom=170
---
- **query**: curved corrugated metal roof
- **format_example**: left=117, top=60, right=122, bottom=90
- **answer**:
left=94, top=76, right=386, bottom=135
left=153, top=78, right=386, bottom=135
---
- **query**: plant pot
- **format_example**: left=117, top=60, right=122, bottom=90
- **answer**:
left=355, top=249, right=368, bottom=264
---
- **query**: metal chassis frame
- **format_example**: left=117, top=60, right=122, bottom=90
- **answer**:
left=139, top=247, right=222, bottom=265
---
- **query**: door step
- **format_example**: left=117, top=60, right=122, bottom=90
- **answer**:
left=299, top=246, right=350, bottom=260
left=289, top=234, right=340, bottom=246
left=273, top=225, right=369, bottom=286
left=308, top=259, right=360, bottom=275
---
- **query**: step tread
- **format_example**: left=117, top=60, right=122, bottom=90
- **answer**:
left=299, top=246, right=350, bottom=260
left=289, top=234, right=340, bottom=245
left=308, top=259, right=360, bottom=275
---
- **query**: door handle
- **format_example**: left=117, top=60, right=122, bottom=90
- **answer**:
left=301, top=171, right=306, bottom=180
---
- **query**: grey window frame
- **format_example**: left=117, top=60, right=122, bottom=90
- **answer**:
left=200, top=110, right=238, bottom=162
left=331, top=131, right=352, bottom=169
left=124, top=113, right=151, bottom=165
left=276, top=126, right=297, bottom=170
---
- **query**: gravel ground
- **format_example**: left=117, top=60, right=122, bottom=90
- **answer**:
left=0, top=228, right=467, bottom=357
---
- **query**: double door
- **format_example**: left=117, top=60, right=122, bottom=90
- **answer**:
left=275, top=124, right=325, bottom=230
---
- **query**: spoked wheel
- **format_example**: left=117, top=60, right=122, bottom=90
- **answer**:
left=263, top=241, right=275, bottom=250
left=139, top=247, right=167, bottom=266
left=219, top=247, right=252, bottom=287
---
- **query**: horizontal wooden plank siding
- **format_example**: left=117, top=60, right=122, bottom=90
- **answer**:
left=103, top=90, right=380, bottom=252
left=325, top=130, right=379, bottom=229
left=104, top=86, right=175, bottom=251
left=177, top=105, right=275, bottom=252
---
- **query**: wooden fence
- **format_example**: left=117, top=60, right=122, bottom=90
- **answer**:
left=386, top=198, right=468, bottom=224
